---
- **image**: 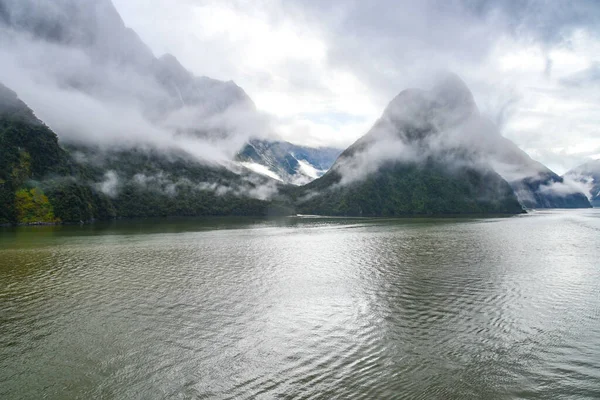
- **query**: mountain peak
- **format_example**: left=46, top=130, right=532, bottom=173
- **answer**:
left=432, top=73, right=473, bottom=100
left=430, top=73, right=477, bottom=117
left=378, top=73, right=478, bottom=138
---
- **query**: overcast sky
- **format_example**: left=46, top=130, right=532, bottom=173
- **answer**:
left=110, top=0, right=600, bottom=173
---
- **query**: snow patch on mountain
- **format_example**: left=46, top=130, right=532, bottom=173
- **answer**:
left=297, top=159, right=322, bottom=179
left=287, top=159, right=327, bottom=185
left=240, top=162, right=283, bottom=182
left=236, top=139, right=342, bottom=186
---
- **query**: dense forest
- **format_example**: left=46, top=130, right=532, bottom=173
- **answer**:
left=290, top=160, right=525, bottom=216
left=0, top=84, right=285, bottom=225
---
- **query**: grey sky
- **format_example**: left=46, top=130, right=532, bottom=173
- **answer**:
left=66, top=0, right=600, bottom=172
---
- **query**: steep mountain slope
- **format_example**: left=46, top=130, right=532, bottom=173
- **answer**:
left=0, top=0, right=329, bottom=186
left=294, top=75, right=590, bottom=215
left=0, top=0, right=293, bottom=224
left=564, top=160, right=600, bottom=207
left=0, top=0, right=256, bottom=151
left=0, top=83, right=112, bottom=224
left=296, top=160, right=523, bottom=216
left=0, top=0, right=252, bottom=111
left=0, top=83, right=281, bottom=225
left=0, top=0, right=312, bottom=224
left=460, top=116, right=591, bottom=209
left=237, top=140, right=342, bottom=185
left=0, top=0, right=342, bottom=179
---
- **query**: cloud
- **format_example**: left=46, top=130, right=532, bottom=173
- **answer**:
left=98, top=170, right=119, bottom=198
left=111, top=0, right=600, bottom=173
left=93, top=167, right=279, bottom=201
left=320, top=72, right=590, bottom=207
left=334, top=133, right=418, bottom=185
left=539, top=177, right=594, bottom=199
left=3, top=0, right=600, bottom=177
left=0, top=10, right=266, bottom=165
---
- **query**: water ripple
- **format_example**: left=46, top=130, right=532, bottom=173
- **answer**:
left=1, top=211, right=600, bottom=399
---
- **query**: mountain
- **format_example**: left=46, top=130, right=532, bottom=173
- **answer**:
left=462, top=117, right=592, bottom=209
left=237, top=139, right=342, bottom=185
left=0, top=0, right=333, bottom=188
left=293, top=75, right=590, bottom=216
left=0, top=0, right=251, bottom=113
left=0, top=82, right=109, bottom=224
left=564, top=160, right=600, bottom=207
left=1, top=1, right=589, bottom=220
left=0, top=0, right=296, bottom=225
left=0, top=0, right=257, bottom=151
left=424, top=76, right=589, bottom=209
left=0, top=82, right=284, bottom=225
left=294, top=160, right=524, bottom=216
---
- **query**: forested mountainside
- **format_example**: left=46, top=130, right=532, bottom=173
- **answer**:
left=0, top=83, right=284, bottom=225
left=292, top=75, right=590, bottom=216
left=0, top=83, right=106, bottom=224
left=0, top=0, right=590, bottom=223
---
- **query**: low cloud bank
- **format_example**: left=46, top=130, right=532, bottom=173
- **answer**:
left=0, top=10, right=271, bottom=165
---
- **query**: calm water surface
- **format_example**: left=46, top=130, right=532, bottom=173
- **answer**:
left=1, top=210, right=600, bottom=399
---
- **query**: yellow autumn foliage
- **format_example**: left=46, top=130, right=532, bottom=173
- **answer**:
left=14, top=188, right=59, bottom=224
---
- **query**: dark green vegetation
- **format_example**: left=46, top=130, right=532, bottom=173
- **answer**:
left=0, top=84, right=278, bottom=225
left=14, top=188, right=57, bottom=224
left=67, top=144, right=281, bottom=219
left=0, top=83, right=76, bottom=224
left=292, top=161, right=524, bottom=216
left=0, top=84, right=121, bottom=225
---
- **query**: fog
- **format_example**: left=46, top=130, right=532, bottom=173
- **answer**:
left=328, top=73, right=593, bottom=199
left=0, top=0, right=270, bottom=167
left=0, top=0, right=596, bottom=204
left=95, top=168, right=279, bottom=201
left=109, top=0, right=600, bottom=174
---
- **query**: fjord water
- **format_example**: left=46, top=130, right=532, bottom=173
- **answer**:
left=1, top=211, right=599, bottom=399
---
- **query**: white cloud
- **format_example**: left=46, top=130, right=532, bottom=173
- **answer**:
left=98, top=170, right=119, bottom=197
left=112, top=0, right=379, bottom=149
left=111, top=0, right=600, bottom=173
left=0, top=23, right=263, bottom=164
left=540, top=177, right=594, bottom=199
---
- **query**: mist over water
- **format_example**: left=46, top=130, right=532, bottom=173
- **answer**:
left=1, top=210, right=600, bottom=399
